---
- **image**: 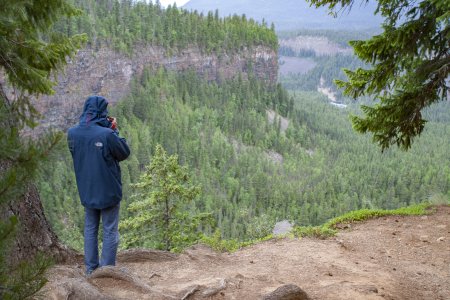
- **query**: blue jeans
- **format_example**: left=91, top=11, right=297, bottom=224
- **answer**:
left=84, top=203, right=120, bottom=274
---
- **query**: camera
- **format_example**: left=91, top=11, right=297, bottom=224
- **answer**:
left=107, top=116, right=117, bottom=130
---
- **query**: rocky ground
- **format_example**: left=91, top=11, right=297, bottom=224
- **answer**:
left=39, top=205, right=450, bottom=300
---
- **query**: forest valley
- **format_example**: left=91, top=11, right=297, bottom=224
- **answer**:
left=37, top=0, right=449, bottom=252
left=40, top=66, right=450, bottom=251
left=0, top=0, right=449, bottom=298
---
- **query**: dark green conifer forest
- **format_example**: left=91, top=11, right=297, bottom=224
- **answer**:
left=37, top=0, right=449, bottom=251
left=55, top=0, right=277, bottom=54
left=39, top=71, right=450, bottom=250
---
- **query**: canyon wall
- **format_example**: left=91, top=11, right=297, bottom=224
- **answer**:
left=32, top=45, right=278, bottom=132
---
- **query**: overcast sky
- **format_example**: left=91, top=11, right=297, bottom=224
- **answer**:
left=158, top=0, right=190, bottom=7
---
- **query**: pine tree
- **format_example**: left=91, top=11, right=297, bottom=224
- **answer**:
left=120, top=145, right=205, bottom=252
left=0, top=0, right=86, bottom=298
left=310, top=0, right=449, bottom=150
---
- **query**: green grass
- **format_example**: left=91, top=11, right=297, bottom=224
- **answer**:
left=293, top=202, right=433, bottom=239
left=293, top=225, right=337, bottom=239
left=201, top=230, right=275, bottom=253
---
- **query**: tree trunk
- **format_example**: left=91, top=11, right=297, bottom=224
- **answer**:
left=165, top=198, right=170, bottom=251
left=1, top=69, right=79, bottom=267
left=0, top=161, right=80, bottom=265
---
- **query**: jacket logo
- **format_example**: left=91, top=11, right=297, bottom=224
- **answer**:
left=95, top=142, right=103, bottom=147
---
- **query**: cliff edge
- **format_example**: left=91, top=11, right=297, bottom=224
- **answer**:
left=39, top=205, right=450, bottom=299
left=30, top=45, right=277, bottom=133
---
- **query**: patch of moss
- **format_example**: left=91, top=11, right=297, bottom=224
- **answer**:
left=202, top=203, right=434, bottom=250
left=293, top=202, right=432, bottom=239
left=201, top=230, right=274, bottom=253
left=293, top=225, right=337, bottom=239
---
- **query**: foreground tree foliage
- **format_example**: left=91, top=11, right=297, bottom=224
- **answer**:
left=120, top=145, right=204, bottom=252
left=309, top=0, right=449, bottom=150
left=0, top=0, right=85, bottom=298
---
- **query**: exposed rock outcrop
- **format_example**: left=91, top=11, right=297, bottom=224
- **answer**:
left=32, top=45, right=278, bottom=132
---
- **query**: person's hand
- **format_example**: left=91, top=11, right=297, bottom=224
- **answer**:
left=108, top=117, right=117, bottom=130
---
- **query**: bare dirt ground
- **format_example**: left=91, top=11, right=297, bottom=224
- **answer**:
left=40, top=205, right=450, bottom=300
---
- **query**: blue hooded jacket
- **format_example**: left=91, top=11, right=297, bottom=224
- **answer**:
left=68, top=96, right=130, bottom=209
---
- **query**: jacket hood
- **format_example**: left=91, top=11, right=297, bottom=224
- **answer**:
left=79, top=96, right=111, bottom=127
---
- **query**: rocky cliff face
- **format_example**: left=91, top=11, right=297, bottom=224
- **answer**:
left=32, top=45, right=278, bottom=132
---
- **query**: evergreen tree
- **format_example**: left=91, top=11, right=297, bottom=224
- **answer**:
left=309, top=0, right=449, bottom=150
left=0, top=0, right=85, bottom=298
left=120, top=145, right=203, bottom=252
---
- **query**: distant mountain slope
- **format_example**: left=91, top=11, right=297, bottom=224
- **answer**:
left=183, top=0, right=383, bottom=30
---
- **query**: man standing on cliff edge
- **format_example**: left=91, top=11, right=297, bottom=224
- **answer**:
left=68, top=95, right=130, bottom=275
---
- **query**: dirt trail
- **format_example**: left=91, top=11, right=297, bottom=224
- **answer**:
left=40, top=206, right=450, bottom=300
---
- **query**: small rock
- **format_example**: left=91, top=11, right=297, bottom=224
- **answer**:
left=355, top=284, right=378, bottom=294
left=420, top=235, right=429, bottom=242
left=437, top=237, right=445, bottom=242
left=436, top=225, right=446, bottom=229
left=262, top=284, right=310, bottom=300
left=273, top=220, right=294, bottom=235
left=202, top=278, right=227, bottom=298
left=420, top=216, right=428, bottom=220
